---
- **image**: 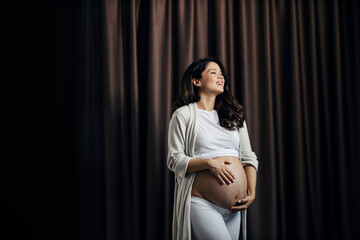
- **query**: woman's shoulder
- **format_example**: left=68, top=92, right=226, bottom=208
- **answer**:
left=171, top=103, right=196, bottom=120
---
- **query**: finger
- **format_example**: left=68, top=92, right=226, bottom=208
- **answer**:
left=236, top=199, right=249, bottom=205
left=216, top=174, right=225, bottom=184
left=225, top=169, right=235, bottom=181
left=210, top=169, right=225, bottom=184
left=220, top=172, right=232, bottom=184
left=230, top=205, right=248, bottom=212
left=232, top=202, right=250, bottom=209
left=223, top=171, right=235, bottom=182
left=228, top=169, right=235, bottom=179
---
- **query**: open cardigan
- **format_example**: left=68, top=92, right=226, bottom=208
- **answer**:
left=167, top=102, right=259, bottom=240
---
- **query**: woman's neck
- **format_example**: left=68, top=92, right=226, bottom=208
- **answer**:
left=196, top=93, right=216, bottom=111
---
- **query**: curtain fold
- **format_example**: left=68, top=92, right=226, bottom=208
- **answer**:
left=77, top=0, right=360, bottom=239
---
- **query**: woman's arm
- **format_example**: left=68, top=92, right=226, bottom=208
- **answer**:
left=167, top=112, right=192, bottom=178
left=230, top=121, right=258, bottom=211
left=244, top=165, right=257, bottom=197
left=186, top=158, right=210, bottom=173
left=230, top=165, right=257, bottom=212
left=239, top=121, right=259, bottom=170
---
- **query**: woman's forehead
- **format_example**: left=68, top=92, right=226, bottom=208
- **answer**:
left=205, top=62, right=221, bottom=71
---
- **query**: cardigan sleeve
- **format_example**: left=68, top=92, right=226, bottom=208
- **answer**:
left=167, top=111, right=192, bottom=179
left=239, top=121, right=259, bottom=171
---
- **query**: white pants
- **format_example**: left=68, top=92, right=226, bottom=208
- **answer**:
left=190, top=196, right=241, bottom=240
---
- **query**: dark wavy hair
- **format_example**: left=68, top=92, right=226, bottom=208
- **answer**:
left=171, top=57, right=245, bottom=130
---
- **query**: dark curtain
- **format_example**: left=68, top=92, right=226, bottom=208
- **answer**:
left=4, top=0, right=360, bottom=239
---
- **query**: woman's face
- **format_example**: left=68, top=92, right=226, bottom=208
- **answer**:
left=193, top=62, right=225, bottom=95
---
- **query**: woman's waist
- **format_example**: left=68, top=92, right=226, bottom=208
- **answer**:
left=191, top=178, right=247, bottom=209
left=191, top=160, right=247, bottom=208
left=193, top=150, right=239, bottom=159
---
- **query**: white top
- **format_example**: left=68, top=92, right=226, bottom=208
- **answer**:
left=194, top=109, right=239, bottom=159
left=167, top=103, right=258, bottom=240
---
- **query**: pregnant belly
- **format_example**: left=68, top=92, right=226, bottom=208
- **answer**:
left=191, top=156, right=247, bottom=209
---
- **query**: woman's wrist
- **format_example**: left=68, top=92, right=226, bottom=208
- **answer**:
left=187, top=158, right=213, bottom=173
left=247, top=189, right=256, bottom=197
left=205, top=158, right=213, bottom=169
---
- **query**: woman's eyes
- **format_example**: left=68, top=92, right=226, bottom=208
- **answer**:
left=211, top=72, right=222, bottom=75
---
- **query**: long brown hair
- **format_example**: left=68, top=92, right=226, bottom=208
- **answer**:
left=171, top=57, right=245, bottom=130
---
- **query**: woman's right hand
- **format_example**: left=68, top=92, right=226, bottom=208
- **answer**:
left=207, top=157, right=235, bottom=184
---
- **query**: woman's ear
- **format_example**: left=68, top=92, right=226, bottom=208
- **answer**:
left=192, top=78, right=201, bottom=87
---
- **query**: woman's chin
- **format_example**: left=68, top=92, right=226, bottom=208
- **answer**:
left=217, top=88, right=224, bottom=94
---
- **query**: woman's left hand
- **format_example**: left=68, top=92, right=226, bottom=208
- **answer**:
left=229, top=195, right=255, bottom=213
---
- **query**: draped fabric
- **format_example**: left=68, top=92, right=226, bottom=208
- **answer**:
left=5, top=0, right=360, bottom=239
left=78, top=0, right=360, bottom=239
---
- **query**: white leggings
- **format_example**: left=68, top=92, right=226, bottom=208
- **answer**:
left=190, top=196, right=241, bottom=240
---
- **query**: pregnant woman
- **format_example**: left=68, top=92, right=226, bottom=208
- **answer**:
left=167, top=57, right=258, bottom=240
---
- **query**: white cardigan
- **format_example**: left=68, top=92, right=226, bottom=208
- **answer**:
left=167, top=102, right=258, bottom=240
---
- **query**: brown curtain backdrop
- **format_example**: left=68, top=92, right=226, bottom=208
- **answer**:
left=76, top=0, right=360, bottom=239
left=4, top=0, right=360, bottom=239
